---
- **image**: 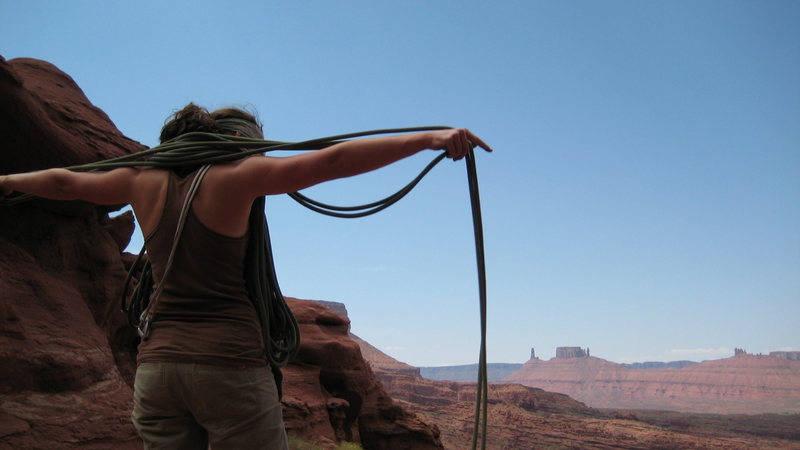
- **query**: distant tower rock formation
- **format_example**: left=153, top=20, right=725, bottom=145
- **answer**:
left=530, top=347, right=537, bottom=360
left=556, top=347, right=588, bottom=359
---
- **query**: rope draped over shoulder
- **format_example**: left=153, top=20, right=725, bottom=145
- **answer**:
left=1, top=126, right=491, bottom=449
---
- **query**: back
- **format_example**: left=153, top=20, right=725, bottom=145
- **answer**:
left=136, top=169, right=266, bottom=367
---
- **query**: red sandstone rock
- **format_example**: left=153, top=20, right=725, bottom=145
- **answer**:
left=0, top=56, right=441, bottom=449
left=358, top=337, right=800, bottom=449
left=503, top=354, right=800, bottom=414
left=282, top=299, right=442, bottom=449
left=356, top=333, right=421, bottom=377
left=0, top=55, right=144, bottom=449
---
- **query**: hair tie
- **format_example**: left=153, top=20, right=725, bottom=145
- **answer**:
left=215, top=118, right=264, bottom=139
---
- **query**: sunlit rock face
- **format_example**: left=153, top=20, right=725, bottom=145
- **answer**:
left=357, top=337, right=800, bottom=449
left=503, top=352, right=800, bottom=414
left=0, top=56, right=442, bottom=449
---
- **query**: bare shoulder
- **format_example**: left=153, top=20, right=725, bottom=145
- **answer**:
left=210, top=152, right=331, bottom=196
left=128, top=167, right=168, bottom=207
left=227, top=155, right=277, bottom=173
left=202, top=153, right=320, bottom=198
left=130, top=167, right=168, bottom=189
left=205, top=155, right=279, bottom=195
left=206, top=155, right=274, bottom=175
left=127, top=167, right=169, bottom=235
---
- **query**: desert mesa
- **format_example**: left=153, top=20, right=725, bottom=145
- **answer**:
left=500, top=346, right=800, bottom=414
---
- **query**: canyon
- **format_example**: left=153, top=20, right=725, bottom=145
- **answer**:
left=356, top=338, right=800, bottom=449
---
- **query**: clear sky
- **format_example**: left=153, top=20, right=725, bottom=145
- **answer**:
left=2, top=1, right=798, bottom=366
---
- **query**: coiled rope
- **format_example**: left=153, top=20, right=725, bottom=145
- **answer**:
left=1, top=127, right=490, bottom=449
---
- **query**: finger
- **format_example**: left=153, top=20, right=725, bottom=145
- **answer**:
left=446, top=140, right=457, bottom=160
left=467, top=130, right=493, bottom=152
left=455, top=129, right=468, bottom=159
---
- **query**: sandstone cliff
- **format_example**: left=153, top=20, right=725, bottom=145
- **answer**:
left=502, top=353, right=800, bottom=414
left=0, top=56, right=145, bottom=449
left=356, top=336, right=800, bottom=449
left=282, top=299, right=441, bottom=449
left=0, top=56, right=441, bottom=449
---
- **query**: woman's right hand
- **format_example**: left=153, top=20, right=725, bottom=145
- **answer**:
left=426, top=128, right=493, bottom=161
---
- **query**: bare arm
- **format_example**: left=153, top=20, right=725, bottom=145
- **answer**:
left=0, top=167, right=138, bottom=205
left=231, top=128, right=492, bottom=197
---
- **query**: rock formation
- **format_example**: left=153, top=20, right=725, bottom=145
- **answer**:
left=356, top=337, right=800, bottom=449
left=0, top=56, right=441, bottom=449
left=356, top=333, right=421, bottom=377
left=281, top=299, right=441, bottom=449
left=623, top=360, right=696, bottom=370
left=771, top=351, right=800, bottom=361
left=556, top=346, right=589, bottom=359
left=503, top=350, right=800, bottom=414
left=0, top=56, right=145, bottom=449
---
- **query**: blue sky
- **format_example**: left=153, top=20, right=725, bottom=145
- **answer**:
left=2, top=1, right=798, bottom=366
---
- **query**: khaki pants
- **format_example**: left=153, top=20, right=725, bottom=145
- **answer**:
left=132, top=362, right=288, bottom=450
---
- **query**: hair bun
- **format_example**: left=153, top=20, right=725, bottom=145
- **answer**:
left=159, top=103, right=221, bottom=143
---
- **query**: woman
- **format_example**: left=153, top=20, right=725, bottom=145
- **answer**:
left=0, top=103, right=491, bottom=448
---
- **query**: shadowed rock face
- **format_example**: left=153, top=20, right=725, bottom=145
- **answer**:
left=0, top=55, right=144, bottom=449
left=0, top=56, right=441, bottom=449
left=283, top=299, right=441, bottom=449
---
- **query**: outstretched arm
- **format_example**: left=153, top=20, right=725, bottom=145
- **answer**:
left=0, top=167, right=138, bottom=205
left=232, top=128, right=492, bottom=197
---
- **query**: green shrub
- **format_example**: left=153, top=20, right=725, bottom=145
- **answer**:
left=287, top=434, right=363, bottom=450
left=334, top=443, right=363, bottom=450
left=287, top=434, right=321, bottom=450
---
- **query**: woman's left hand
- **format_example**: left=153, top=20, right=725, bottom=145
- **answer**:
left=0, top=176, right=12, bottom=199
left=425, top=128, right=493, bottom=161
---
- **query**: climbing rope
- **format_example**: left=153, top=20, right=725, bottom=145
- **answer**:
left=1, top=127, right=490, bottom=448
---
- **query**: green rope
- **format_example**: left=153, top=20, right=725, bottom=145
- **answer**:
left=466, top=150, right=489, bottom=450
left=1, top=127, right=490, bottom=448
